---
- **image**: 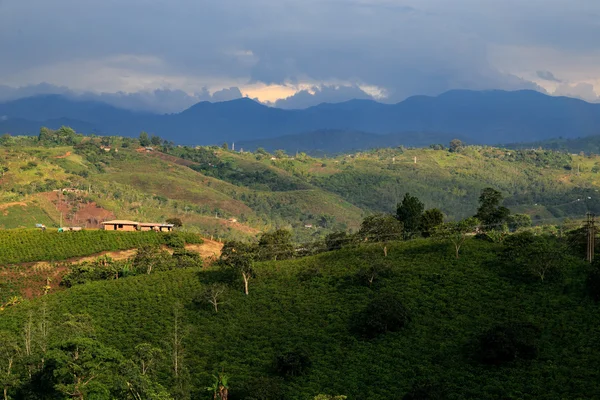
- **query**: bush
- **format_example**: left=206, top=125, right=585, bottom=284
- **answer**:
left=164, top=233, right=185, bottom=249
left=166, top=217, right=183, bottom=227
left=325, top=231, right=350, bottom=251
left=172, top=249, right=202, bottom=268
left=476, top=322, right=540, bottom=365
left=356, top=261, right=393, bottom=288
left=352, top=293, right=410, bottom=339
left=274, top=348, right=312, bottom=377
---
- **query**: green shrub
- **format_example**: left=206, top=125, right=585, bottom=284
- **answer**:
left=352, top=293, right=410, bottom=338
left=476, top=322, right=540, bottom=365
left=164, top=233, right=185, bottom=249
left=274, top=348, right=312, bottom=377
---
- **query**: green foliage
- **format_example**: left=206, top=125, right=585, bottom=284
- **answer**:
left=163, top=233, right=185, bottom=249
left=257, top=229, right=294, bottom=261
left=475, top=187, right=510, bottom=229
left=0, top=230, right=173, bottom=265
left=356, top=260, right=393, bottom=288
left=358, top=214, right=403, bottom=243
left=396, top=193, right=424, bottom=238
left=139, top=132, right=151, bottom=147
left=420, top=208, right=444, bottom=238
left=274, top=348, right=312, bottom=377
left=314, top=396, right=347, bottom=400
left=165, top=218, right=183, bottom=227
left=324, top=231, right=350, bottom=251
left=172, top=249, right=202, bottom=269
left=507, top=213, right=532, bottom=232
left=434, top=217, right=479, bottom=258
left=132, top=245, right=174, bottom=275
left=352, top=293, right=411, bottom=339
left=476, top=322, right=541, bottom=365
left=3, top=239, right=600, bottom=398
left=502, top=232, right=572, bottom=282
left=449, top=139, right=463, bottom=152
left=38, top=126, right=81, bottom=145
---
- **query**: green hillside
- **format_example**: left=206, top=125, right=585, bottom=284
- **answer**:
left=1, top=238, right=598, bottom=399
left=0, top=229, right=202, bottom=265
left=2, top=131, right=600, bottom=242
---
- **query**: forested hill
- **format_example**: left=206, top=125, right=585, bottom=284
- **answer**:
left=2, top=89, right=600, bottom=145
left=2, top=131, right=600, bottom=242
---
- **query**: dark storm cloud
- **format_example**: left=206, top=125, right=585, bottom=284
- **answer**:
left=0, top=0, right=598, bottom=110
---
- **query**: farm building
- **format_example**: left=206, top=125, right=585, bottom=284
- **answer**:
left=101, top=220, right=174, bottom=232
left=101, top=220, right=140, bottom=231
left=139, top=222, right=174, bottom=232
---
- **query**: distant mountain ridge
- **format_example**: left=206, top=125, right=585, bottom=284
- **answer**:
left=1, top=90, right=600, bottom=146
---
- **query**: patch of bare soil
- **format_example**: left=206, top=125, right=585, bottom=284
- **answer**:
left=40, top=192, right=115, bottom=228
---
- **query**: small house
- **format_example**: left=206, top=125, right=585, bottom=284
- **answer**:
left=101, top=220, right=139, bottom=231
left=138, top=222, right=174, bottom=232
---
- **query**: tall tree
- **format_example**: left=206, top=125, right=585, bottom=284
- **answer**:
left=139, top=132, right=151, bottom=147
left=449, top=139, right=463, bottom=152
left=396, top=193, right=424, bottom=238
left=0, top=331, right=20, bottom=400
left=45, top=337, right=122, bottom=400
left=257, top=229, right=294, bottom=261
left=435, top=217, right=480, bottom=259
left=475, top=188, right=510, bottom=229
left=151, top=135, right=162, bottom=146
left=358, top=214, right=404, bottom=243
left=420, top=208, right=445, bottom=237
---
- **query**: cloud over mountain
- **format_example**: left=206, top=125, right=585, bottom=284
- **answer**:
left=0, top=0, right=599, bottom=110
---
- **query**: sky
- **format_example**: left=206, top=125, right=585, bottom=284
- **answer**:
left=0, top=0, right=599, bottom=112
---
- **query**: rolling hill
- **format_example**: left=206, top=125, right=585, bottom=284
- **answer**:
left=2, top=133, right=600, bottom=242
left=0, top=239, right=598, bottom=398
left=2, top=90, right=600, bottom=146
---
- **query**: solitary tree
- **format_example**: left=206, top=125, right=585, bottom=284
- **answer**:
left=358, top=214, right=403, bottom=242
left=219, top=241, right=256, bottom=295
left=449, top=139, right=463, bottom=152
left=435, top=217, right=479, bottom=259
left=420, top=208, right=445, bottom=237
left=202, top=283, right=227, bottom=312
left=150, top=135, right=162, bottom=146
left=475, top=188, right=510, bottom=230
left=396, top=193, right=424, bottom=238
left=0, top=331, right=20, bottom=400
left=257, top=229, right=294, bottom=261
left=166, top=217, right=183, bottom=227
left=134, top=343, right=163, bottom=376
left=139, top=131, right=151, bottom=147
